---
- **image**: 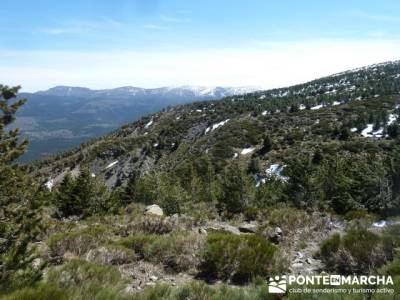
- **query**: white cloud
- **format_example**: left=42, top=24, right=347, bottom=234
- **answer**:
left=160, top=15, right=180, bottom=23
left=347, top=11, right=400, bottom=23
left=177, top=10, right=192, bottom=14
left=40, top=28, right=76, bottom=35
left=39, top=18, right=123, bottom=35
left=143, top=23, right=169, bottom=30
left=160, top=14, right=190, bottom=23
left=1, top=38, right=399, bottom=92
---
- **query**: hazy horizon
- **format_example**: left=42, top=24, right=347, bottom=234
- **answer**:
left=1, top=0, right=400, bottom=92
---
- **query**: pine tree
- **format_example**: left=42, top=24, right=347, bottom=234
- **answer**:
left=258, top=135, right=272, bottom=155
left=339, top=127, right=350, bottom=141
left=0, top=85, right=28, bottom=164
left=388, top=146, right=400, bottom=198
left=217, top=163, right=252, bottom=216
left=53, top=168, right=109, bottom=218
left=121, top=170, right=140, bottom=205
left=316, top=156, right=358, bottom=214
left=0, top=85, right=43, bottom=291
left=247, top=157, right=261, bottom=174
left=284, top=155, right=317, bottom=208
left=54, top=173, right=76, bottom=217
left=289, top=104, right=299, bottom=113
left=387, top=124, right=400, bottom=139
left=312, top=149, right=323, bottom=164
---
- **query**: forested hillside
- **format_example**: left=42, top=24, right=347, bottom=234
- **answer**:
left=2, top=61, right=400, bottom=299
left=34, top=61, right=400, bottom=216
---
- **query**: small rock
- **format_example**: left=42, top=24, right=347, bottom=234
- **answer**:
left=63, top=251, right=76, bottom=261
left=292, top=262, right=303, bottom=268
left=206, top=223, right=241, bottom=235
left=306, top=258, right=313, bottom=265
left=145, top=282, right=156, bottom=287
left=124, top=285, right=135, bottom=294
left=219, top=224, right=241, bottom=235
left=144, top=204, right=164, bottom=216
left=238, top=223, right=258, bottom=233
left=267, top=227, right=283, bottom=244
left=198, top=228, right=207, bottom=235
left=85, top=246, right=133, bottom=265
left=149, top=275, right=158, bottom=281
left=32, top=258, right=43, bottom=269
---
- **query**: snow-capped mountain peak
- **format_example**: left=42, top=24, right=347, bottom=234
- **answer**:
left=35, top=85, right=260, bottom=99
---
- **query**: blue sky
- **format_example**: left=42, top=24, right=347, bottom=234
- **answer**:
left=1, top=0, right=400, bottom=91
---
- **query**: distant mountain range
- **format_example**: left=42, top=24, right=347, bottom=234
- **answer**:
left=35, top=85, right=259, bottom=99
left=16, top=85, right=259, bottom=161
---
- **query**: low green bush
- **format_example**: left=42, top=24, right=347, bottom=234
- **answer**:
left=85, top=244, right=136, bottom=266
left=263, top=206, right=311, bottom=233
left=0, top=283, right=68, bottom=300
left=48, top=259, right=126, bottom=287
left=343, top=210, right=377, bottom=221
left=379, top=256, right=400, bottom=277
left=46, top=259, right=129, bottom=300
left=127, top=215, right=173, bottom=235
left=342, top=228, right=381, bottom=266
left=131, top=281, right=274, bottom=300
left=320, top=233, right=340, bottom=258
left=118, top=233, right=157, bottom=254
left=199, top=232, right=277, bottom=283
left=1, top=260, right=131, bottom=300
left=319, top=227, right=399, bottom=274
left=380, top=224, right=400, bottom=259
left=244, top=207, right=259, bottom=221
left=47, top=225, right=110, bottom=258
left=118, top=232, right=204, bottom=272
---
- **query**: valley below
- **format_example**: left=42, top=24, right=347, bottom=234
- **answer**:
left=15, top=86, right=257, bottom=162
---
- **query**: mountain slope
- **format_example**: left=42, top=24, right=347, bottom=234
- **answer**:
left=23, top=61, right=400, bottom=296
left=17, top=85, right=258, bottom=161
left=34, top=61, right=400, bottom=194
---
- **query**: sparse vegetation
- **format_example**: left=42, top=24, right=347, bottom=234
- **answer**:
left=319, top=226, right=400, bottom=274
left=119, top=231, right=204, bottom=273
left=199, top=232, right=277, bottom=283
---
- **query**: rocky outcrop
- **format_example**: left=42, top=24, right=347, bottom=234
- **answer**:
left=238, top=223, right=258, bottom=233
left=203, top=222, right=260, bottom=235
left=289, top=250, right=324, bottom=275
left=86, top=246, right=135, bottom=265
left=144, top=204, right=164, bottom=216
left=204, top=223, right=241, bottom=235
left=266, top=226, right=283, bottom=244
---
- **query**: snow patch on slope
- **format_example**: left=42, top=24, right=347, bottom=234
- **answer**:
left=205, top=119, right=229, bottom=134
left=144, top=119, right=153, bottom=129
left=361, top=124, right=374, bottom=137
left=311, top=104, right=323, bottom=110
left=45, top=179, right=54, bottom=191
left=241, top=147, right=254, bottom=155
left=361, top=124, right=384, bottom=138
left=266, top=164, right=288, bottom=182
left=105, top=161, right=118, bottom=169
